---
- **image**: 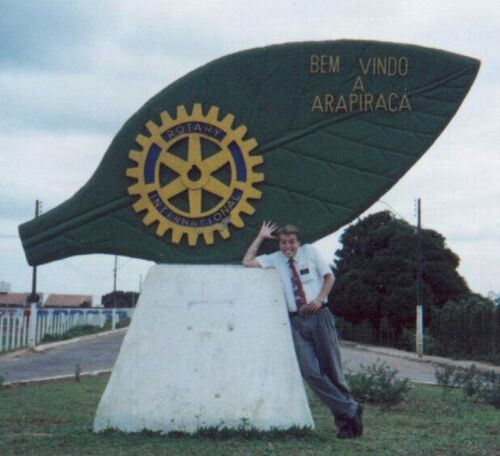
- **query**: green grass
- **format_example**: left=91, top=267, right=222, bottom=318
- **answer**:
left=40, top=324, right=107, bottom=343
left=41, top=317, right=130, bottom=344
left=0, top=376, right=499, bottom=456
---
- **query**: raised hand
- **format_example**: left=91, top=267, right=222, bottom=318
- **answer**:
left=243, top=221, right=278, bottom=267
left=259, top=221, right=278, bottom=239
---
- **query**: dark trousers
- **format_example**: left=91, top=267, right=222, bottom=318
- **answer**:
left=290, top=307, right=357, bottom=429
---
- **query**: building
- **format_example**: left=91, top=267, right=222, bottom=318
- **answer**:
left=0, top=292, right=93, bottom=308
left=42, top=294, right=93, bottom=308
left=0, top=292, right=32, bottom=308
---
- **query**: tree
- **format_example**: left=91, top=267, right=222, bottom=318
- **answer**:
left=101, top=291, right=139, bottom=308
left=330, top=211, right=470, bottom=345
left=430, top=294, right=498, bottom=361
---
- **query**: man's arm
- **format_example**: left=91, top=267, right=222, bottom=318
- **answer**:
left=304, top=272, right=335, bottom=314
left=242, top=221, right=277, bottom=267
left=317, top=272, right=335, bottom=303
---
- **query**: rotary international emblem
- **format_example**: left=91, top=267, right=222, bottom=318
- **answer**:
left=126, top=103, right=263, bottom=246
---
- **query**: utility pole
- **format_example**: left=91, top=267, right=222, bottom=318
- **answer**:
left=113, top=255, right=118, bottom=295
left=112, top=255, right=118, bottom=329
left=27, top=200, right=42, bottom=348
left=415, top=198, right=424, bottom=358
left=27, top=200, right=42, bottom=305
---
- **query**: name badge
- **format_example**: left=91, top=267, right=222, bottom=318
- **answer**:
left=300, top=268, right=310, bottom=275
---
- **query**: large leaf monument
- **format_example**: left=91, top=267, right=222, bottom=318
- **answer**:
left=19, top=40, right=479, bottom=266
left=19, top=41, right=480, bottom=434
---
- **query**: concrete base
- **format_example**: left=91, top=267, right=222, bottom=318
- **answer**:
left=93, top=264, right=314, bottom=433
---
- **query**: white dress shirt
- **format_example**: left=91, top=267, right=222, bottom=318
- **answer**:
left=256, top=244, right=332, bottom=312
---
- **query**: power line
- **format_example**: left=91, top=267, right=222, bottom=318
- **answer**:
left=378, top=199, right=409, bottom=222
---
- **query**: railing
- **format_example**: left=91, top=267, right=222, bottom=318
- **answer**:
left=0, top=306, right=134, bottom=354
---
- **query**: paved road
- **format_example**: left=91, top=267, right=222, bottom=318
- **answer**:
left=0, top=330, right=127, bottom=384
left=341, top=346, right=437, bottom=383
left=0, top=328, right=451, bottom=385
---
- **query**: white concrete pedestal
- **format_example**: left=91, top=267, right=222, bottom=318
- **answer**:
left=93, top=265, right=314, bottom=433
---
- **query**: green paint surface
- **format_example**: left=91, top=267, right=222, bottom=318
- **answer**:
left=19, top=40, right=480, bottom=266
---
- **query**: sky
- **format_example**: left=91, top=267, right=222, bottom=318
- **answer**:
left=0, top=0, right=498, bottom=300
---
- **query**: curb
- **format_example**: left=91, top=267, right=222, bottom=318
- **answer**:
left=2, top=369, right=112, bottom=387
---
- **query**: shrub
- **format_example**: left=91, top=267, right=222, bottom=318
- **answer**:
left=430, top=295, right=497, bottom=361
left=434, top=365, right=456, bottom=391
left=75, top=363, right=81, bottom=382
left=478, top=383, right=500, bottom=409
left=103, top=315, right=112, bottom=329
left=346, top=360, right=411, bottom=405
left=434, top=364, right=500, bottom=408
left=116, top=316, right=131, bottom=329
left=336, top=317, right=373, bottom=345
left=453, top=364, right=483, bottom=397
left=399, top=328, right=439, bottom=355
left=101, top=314, right=131, bottom=330
left=41, top=324, right=104, bottom=343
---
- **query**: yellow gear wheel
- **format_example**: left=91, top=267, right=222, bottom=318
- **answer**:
left=126, top=103, right=264, bottom=246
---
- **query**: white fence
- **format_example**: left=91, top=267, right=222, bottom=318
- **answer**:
left=0, top=306, right=134, bottom=354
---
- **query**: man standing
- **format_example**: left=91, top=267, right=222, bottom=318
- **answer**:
left=242, top=221, right=363, bottom=438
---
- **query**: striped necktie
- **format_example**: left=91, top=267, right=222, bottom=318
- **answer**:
left=288, top=259, right=307, bottom=311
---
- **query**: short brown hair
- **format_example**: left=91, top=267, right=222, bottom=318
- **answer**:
left=276, top=224, right=301, bottom=240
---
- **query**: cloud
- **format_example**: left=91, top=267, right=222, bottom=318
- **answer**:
left=0, top=0, right=118, bottom=71
left=0, top=131, right=110, bottom=216
left=0, top=67, right=166, bottom=135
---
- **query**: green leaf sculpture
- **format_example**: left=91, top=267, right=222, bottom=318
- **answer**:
left=19, top=40, right=480, bottom=266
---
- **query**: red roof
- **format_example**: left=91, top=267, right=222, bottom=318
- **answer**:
left=43, top=294, right=92, bottom=308
left=0, top=293, right=30, bottom=306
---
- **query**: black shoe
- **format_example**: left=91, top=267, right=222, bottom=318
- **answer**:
left=336, top=423, right=355, bottom=439
left=351, top=403, right=364, bottom=437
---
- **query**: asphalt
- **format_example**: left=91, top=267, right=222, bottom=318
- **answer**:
left=0, top=328, right=127, bottom=385
left=1, top=328, right=498, bottom=386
